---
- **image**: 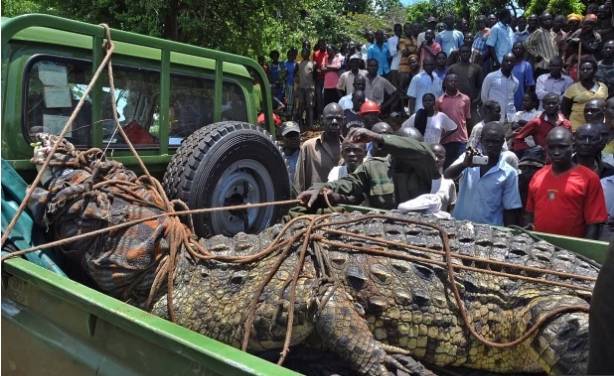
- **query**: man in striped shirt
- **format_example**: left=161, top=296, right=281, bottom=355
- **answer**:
left=525, top=12, right=558, bottom=77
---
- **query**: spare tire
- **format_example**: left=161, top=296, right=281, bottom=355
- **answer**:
left=163, top=121, right=291, bottom=237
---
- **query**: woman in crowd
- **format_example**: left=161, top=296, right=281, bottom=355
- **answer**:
left=562, top=57, right=609, bottom=129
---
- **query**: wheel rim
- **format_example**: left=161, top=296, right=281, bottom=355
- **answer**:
left=209, top=159, right=275, bottom=235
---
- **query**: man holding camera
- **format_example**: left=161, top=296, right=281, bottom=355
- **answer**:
left=444, top=121, right=521, bottom=226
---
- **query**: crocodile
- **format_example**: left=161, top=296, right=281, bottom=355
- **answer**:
left=151, top=212, right=597, bottom=376
left=27, top=134, right=597, bottom=376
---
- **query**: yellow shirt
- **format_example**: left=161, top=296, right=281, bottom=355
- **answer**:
left=563, top=82, right=609, bottom=130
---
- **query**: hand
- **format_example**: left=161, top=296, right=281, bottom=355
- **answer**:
left=348, top=127, right=382, bottom=144
left=462, top=147, right=478, bottom=168
left=297, top=189, right=321, bottom=208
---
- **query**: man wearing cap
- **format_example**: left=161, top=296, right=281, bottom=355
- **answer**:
left=565, top=14, right=603, bottom=57
left=336, top=54, right=367, bottom=97
left=358, top=100, right=382, bottom=129
left=280, top=121, right=301, bottom=183
left=298, top=127, right=438, bottom=210
left=418, top=16, right=438, bottom=46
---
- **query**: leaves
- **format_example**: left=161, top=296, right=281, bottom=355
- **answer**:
left=1, top=0, right=590, bottom=59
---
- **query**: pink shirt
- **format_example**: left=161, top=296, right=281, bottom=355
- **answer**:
left=323, top=54, right=343, bottom=89
left=436, top=91, right=471, bottom=144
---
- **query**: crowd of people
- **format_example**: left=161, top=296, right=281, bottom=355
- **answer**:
left=260, top=5, right=614, bottom=241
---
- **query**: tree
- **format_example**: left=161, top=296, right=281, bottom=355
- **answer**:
left=524, top=0, right=585, bottom=16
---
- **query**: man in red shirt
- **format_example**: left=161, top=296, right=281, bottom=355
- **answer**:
left=525, top=127, right=607, bottom=239
left=436, top=73, right=471, bottom=167
left=512, top=92, right=572, bottom=155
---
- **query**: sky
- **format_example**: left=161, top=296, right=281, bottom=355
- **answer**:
left=400, top=0, right=424, bottom=5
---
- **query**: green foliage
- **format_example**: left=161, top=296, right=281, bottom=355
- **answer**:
left=524, top=0, right=585, bottom=17
left=0, top=0, right=592, bottom=62
left=1, top=0, right=56, bottom=17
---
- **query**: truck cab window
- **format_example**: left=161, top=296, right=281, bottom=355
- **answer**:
left=169, top=74, right=214, bottom=146
left=25, top=59, right=93, bottom=146
left=221, top=82, right=247, bottom=122
left=101, top=66, right=160, bottom=147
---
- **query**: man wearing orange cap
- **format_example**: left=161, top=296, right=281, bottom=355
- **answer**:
left=566, top=13, right=583, bottom=34
left=566, top=13, right=603, bottom=56
left=358, top=100, right=382, bottom=129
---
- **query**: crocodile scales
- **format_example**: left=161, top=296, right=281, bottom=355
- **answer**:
left=152, top=212, right=596, bottom=375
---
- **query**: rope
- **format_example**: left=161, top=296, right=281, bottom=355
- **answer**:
left=0, top=23, right=116, bottom=249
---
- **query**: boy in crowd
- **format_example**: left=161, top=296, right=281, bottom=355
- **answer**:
left=513, top=92, right=571, bottom=154
left=328, top=140, right=367, bottom=182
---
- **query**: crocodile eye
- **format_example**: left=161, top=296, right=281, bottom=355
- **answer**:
left=329, top=252, right=348, bottom=269
left=229, top=270, right=248, bottom=285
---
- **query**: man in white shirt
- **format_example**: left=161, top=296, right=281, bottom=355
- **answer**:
left=535, top=56, right=573, bottom=107
left=339, top=75, right=367, bottom=110
left=388, top=23, right=402, bottom=73
left=418, top=16, right=438, bottom=45
left=481, top=53, right=519, bottom=122
left=406, top=56, right=443, bottom=114
left=336, top=55, right=367, bottom=97
left=361, top=31, right=374, bottom=65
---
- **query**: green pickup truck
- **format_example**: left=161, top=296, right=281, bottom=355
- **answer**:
left=1, top=13, right=609, bottom=376
left=1, top=13, right=298, bottom=375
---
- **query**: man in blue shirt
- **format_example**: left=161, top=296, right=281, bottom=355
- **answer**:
left=436, top=15, right=464, bottom=56
left=486, top=9, right=515, bottom=68
left=444, top=121, right=521, bottom=226
left=367, top=30, right=391, bottom=77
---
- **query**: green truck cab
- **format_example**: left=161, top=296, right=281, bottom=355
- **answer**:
left=2, top=13, right=291, bottom=238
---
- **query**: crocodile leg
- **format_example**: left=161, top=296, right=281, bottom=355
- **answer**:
left=523, top=295, right=589, bottom=375
left=314, top=286, right=434, bottom=376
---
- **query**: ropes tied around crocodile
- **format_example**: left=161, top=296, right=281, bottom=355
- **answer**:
left=0, top=23, right=597, bottom=375
left=3, top=134, right=593, bottom=362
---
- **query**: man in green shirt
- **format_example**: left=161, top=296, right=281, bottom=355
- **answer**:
left=298, top=127, right=438, bottom=210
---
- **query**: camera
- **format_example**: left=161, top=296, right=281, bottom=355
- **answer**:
left=472, top=155, right=489, bottom=165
